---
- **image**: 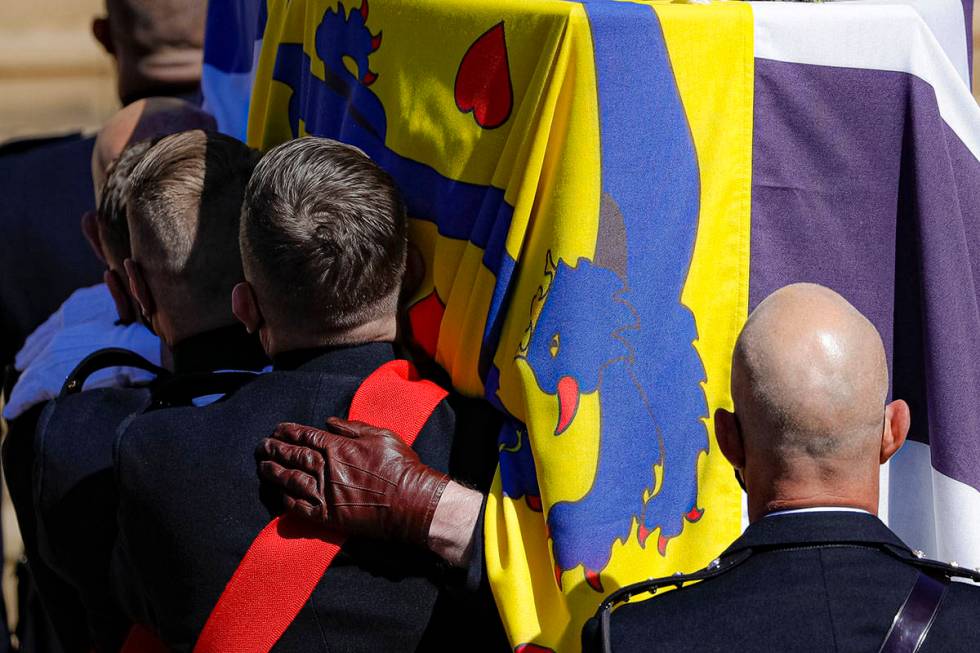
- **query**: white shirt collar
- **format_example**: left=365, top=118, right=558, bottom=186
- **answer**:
left=764, top=506, right=872, bottom=518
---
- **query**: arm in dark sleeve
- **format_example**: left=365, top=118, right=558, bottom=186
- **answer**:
left=419, top=395, right=509, bottom=647
left=4, top=403, right=92, bottom=652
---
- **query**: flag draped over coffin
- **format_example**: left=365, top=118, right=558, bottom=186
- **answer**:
left=243, top=0, right=752, bottom=649
left=206, top=0, right=980, bottom=650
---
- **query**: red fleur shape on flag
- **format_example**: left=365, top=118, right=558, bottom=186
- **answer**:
left=454, top=22, right=513, bottom=129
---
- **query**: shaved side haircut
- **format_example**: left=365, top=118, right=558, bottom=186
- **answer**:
left=241, top=137, right=407, bottom=332
left=127, top=130, right=260, bottom=314
left=93, top=101, right=218, bottom=269
left=97, top=139, right=154, bottom=269
left=92, top=98, right=217, bottom=197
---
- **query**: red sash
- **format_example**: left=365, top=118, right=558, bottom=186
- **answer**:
left=121, top=359, right=447, bottom=653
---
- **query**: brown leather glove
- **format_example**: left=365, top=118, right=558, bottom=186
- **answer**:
left=256, top=417, right=450, bottom=548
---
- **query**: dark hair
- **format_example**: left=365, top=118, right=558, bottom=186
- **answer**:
left=96, top=101, right=218, bottom=267
left=97, top=139, right=154, bottom=267
left=241, top=137, right=407, bottom=331
left=127, top=130, right=261, bottom=312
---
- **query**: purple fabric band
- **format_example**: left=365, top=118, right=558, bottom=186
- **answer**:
left=750, top=59, right=980, bottom=492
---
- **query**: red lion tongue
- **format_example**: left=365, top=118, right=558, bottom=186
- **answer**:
left=555, top=376, right=580, bottom=435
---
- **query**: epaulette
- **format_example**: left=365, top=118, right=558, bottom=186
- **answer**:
left=60, top=348, right=170, bottom=397
left=582, top=548, right=753, bottom=653
left=148, top=370, right=261, bottom=410
left=880, top=543, right=980, bottom=583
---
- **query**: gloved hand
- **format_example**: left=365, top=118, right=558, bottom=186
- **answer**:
left=256, top=417, right=450, bottom=548
left=4, top=319, right=161, bottom=420
left=14, top=284, right=117, bottom=372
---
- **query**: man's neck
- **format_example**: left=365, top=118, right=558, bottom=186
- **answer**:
left=160, top=311, right=238, bottom=350
left=747, top=478, right=878, bottom=523
left=262, top=315, right=398, bottom=359
left=169, top=324, right=268, bottom=374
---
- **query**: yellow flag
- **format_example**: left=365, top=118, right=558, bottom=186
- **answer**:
left=248, top=1, right=753, bottom=649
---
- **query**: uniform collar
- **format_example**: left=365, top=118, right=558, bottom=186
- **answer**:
left=170, top=324, right=269, bottom=374
left=723, top=511, right=909, bottom=557
left=272, top=341, right=396, bottom=374
left=765, top=506, right=872, bottom=518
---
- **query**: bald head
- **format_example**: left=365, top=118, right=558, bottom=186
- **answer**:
left=718, top=283, right=909, bottom=520
left=95, top=0, right=208, bottom=104
left=92, top=97, right=216, bottom=200
left=734, top=283, right=889, bottom=459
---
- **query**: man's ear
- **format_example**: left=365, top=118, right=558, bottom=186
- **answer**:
left=232, top=282, right=263, bottom=334
left=105, top=269, right=136, bottom=324
left=715, top=408, right=745, bottom=471
left=880, top=399, right=910, bottom=464
left=399, top=244, right=425, bottom=307
left=81, top=211, right=106, bottom=264
left=123, top=258, right=154, bottom=320
left=92, top=17, right=114, bottom=55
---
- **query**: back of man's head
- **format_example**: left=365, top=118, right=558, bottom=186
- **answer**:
left=734, top=283, right=888, bottom=461
left=98, top=140, right=154, bottom=272
left=719, top=283, right=908, bottom=520
left=126, top=130, right=260, bottom=344
left=240, top=137, right=407, bottom=349
left=94, top=0, right=207, bottom=104
left=93, top=97, right=216, bottom=198
left=92, top=98, right=217, bottom=270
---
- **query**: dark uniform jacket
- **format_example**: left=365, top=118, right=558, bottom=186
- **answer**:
left=9, top=326, right=266, bottom=652
left=604, top=511, right=980, bottom=652
left=0, top=134, right=103, bottom=367
left=111, top=342, right=474, bottom=653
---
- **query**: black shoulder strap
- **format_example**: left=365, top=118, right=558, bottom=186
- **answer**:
left=878, top=571, right=947, bottom=653
left=60, top=347, right=170, bottom=396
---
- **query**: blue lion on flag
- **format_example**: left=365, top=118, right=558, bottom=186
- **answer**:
left=506, top=2, right=709, bottom=593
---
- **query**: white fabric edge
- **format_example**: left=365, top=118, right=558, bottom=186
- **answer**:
left=749, top=2, right=980, bottom=162
left=932, top=461, right=980, bottom=570
left=836, top=0, right=970, bottom=87
left=878, top=457, right=889, bottom=524
left=886, top=440, right=938, bottom=555
left=886, top=439, right=980, bottom=570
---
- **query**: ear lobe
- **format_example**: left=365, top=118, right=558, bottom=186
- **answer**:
left=123, top=258, right=154, bottom=319
left=232, top=282, right=262, bottom=334
left=715, top=408, right=745, bottom=471
left=92, top=17, right=114, bottom=55
left=81, top=211, right=106, bottom=264
left=105, top=269, right=136, bottom=324
left=880, top=399, right=910, bottom=464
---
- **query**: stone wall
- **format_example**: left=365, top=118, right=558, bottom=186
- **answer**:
left=0, top=0, right=117, bottom=143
